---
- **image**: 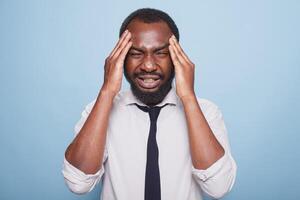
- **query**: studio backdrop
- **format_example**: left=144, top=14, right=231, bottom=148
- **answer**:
left=0, top=0, right=299, bottom=200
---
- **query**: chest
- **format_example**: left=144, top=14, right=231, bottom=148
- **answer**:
left=107, top=105, right=190, bottom=155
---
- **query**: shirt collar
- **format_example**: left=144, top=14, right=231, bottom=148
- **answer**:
left=122, top=81, right=178, bottom=107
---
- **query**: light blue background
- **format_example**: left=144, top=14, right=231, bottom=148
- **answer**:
left=1, top=0, right=299, bottom=199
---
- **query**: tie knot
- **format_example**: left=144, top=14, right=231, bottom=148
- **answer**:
left=135, top=103, right=168, bottom=122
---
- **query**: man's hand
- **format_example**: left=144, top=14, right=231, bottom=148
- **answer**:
left=64, top=31, right=132, bottom=174
left=101, top=30, right=132, bottom=97
left=168, top=35, right=195, bottom=99
left=168, top=35, right=225, bottom=170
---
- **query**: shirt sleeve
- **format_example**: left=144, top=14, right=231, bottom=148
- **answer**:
left=62, top=100, right=108, bottom=194
left=191, top=99, right=237, bottom=199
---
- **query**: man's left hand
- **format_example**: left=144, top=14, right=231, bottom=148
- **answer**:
left=168, top=35, right=195, bottom=99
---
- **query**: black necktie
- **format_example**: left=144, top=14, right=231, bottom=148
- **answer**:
left=135, top=103, right=168, bottom=200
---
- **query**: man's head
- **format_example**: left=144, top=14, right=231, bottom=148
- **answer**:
left=120, top=8, right=180, bottom=106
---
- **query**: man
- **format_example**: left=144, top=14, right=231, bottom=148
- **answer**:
left=62, top=8, right=237, bottom=200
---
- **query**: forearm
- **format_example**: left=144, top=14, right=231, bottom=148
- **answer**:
left=65, top=89, right=114, bottom=174
left=181, top=94, right=225, bottom=169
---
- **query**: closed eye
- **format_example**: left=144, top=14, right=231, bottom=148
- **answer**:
left=156, top=51, right=169, bottom=57
left=128, top=52, right=143, bottom=58
left=129, top=53, right=142, bottom=55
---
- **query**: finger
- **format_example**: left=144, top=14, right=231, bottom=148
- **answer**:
left=171, top=36, right=193, bottom=64
left=168, top=44, right=182, bottom=70
left=169, top=38, right=187, bottom=65
left=118, top=41, right=133, bottom=63
left=170, top=36, right=190, bottom=64
left=109, top=30, right=129, bottom=57
left=109, top=30, right=129, bottom=58
left=113, top=32, right=132, bottom=59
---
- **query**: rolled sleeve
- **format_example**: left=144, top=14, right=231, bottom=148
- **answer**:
left=62, top=156, right=105, bottom=194
left=62, top=99, right=108, bottom=194
left=192, top=152, right=237, bottom=199
left=192, top=99, right=237, bottom=199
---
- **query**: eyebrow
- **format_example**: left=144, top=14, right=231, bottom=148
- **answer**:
left=130, top=43, right=169, bottom=52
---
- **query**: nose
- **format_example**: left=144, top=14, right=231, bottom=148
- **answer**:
left=141, top=55, right=157, bottom=72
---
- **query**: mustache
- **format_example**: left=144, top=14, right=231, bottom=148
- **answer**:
left=133, top=72, right=164, bottom=79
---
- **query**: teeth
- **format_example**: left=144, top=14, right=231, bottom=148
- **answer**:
left=143, top=78, right=155, bottom=83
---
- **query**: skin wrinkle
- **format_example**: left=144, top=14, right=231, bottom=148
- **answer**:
left=124, top=19, right=175, bottom=106
left=64, top=10, right=232, bottom=197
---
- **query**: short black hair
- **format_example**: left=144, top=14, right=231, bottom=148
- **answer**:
left=119, top=8, right=180, bottom=41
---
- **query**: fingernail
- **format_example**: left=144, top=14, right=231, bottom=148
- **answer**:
left=124, top=30, right=128, bottom=34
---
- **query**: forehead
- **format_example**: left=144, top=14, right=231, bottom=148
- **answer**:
left=126, top=20, right=172, bottom=49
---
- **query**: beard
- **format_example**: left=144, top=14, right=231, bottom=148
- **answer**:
left=124, top=66, right=175, bottom=106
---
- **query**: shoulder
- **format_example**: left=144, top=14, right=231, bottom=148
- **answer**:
left=81, top=90, right=128, bottom=115
left=79, top=99, right=96, bottom=117
left=197, top=97, right=219, bottom=111
left=195, top=97, right=222, bottom=122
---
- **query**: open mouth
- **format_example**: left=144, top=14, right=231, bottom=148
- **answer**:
left=136, top=75, right=161, bottom=89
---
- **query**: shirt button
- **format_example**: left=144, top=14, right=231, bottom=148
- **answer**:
left=199, top=174, right=207, bottom=180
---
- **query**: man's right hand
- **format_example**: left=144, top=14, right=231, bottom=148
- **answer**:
left=101, top=30, right=132, bottom=97
left=64, top=30, right=132, bottom=175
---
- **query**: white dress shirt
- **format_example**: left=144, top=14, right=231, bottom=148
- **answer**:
left=62, top=84, right=237, bottom=200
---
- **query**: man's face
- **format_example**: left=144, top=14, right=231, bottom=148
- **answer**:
left=124, top=19, right=175, bottom=106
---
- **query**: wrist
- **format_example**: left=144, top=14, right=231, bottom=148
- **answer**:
left=98, top=87, right=116, bottom=102
left=179, top=93, right=197, bottom=104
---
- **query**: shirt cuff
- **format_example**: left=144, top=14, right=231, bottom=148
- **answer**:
left=63, top=157, right=104, bottom=179
left=62, top=157, right=105, bottom=194
left=191, top=152, right=230, bottom=182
